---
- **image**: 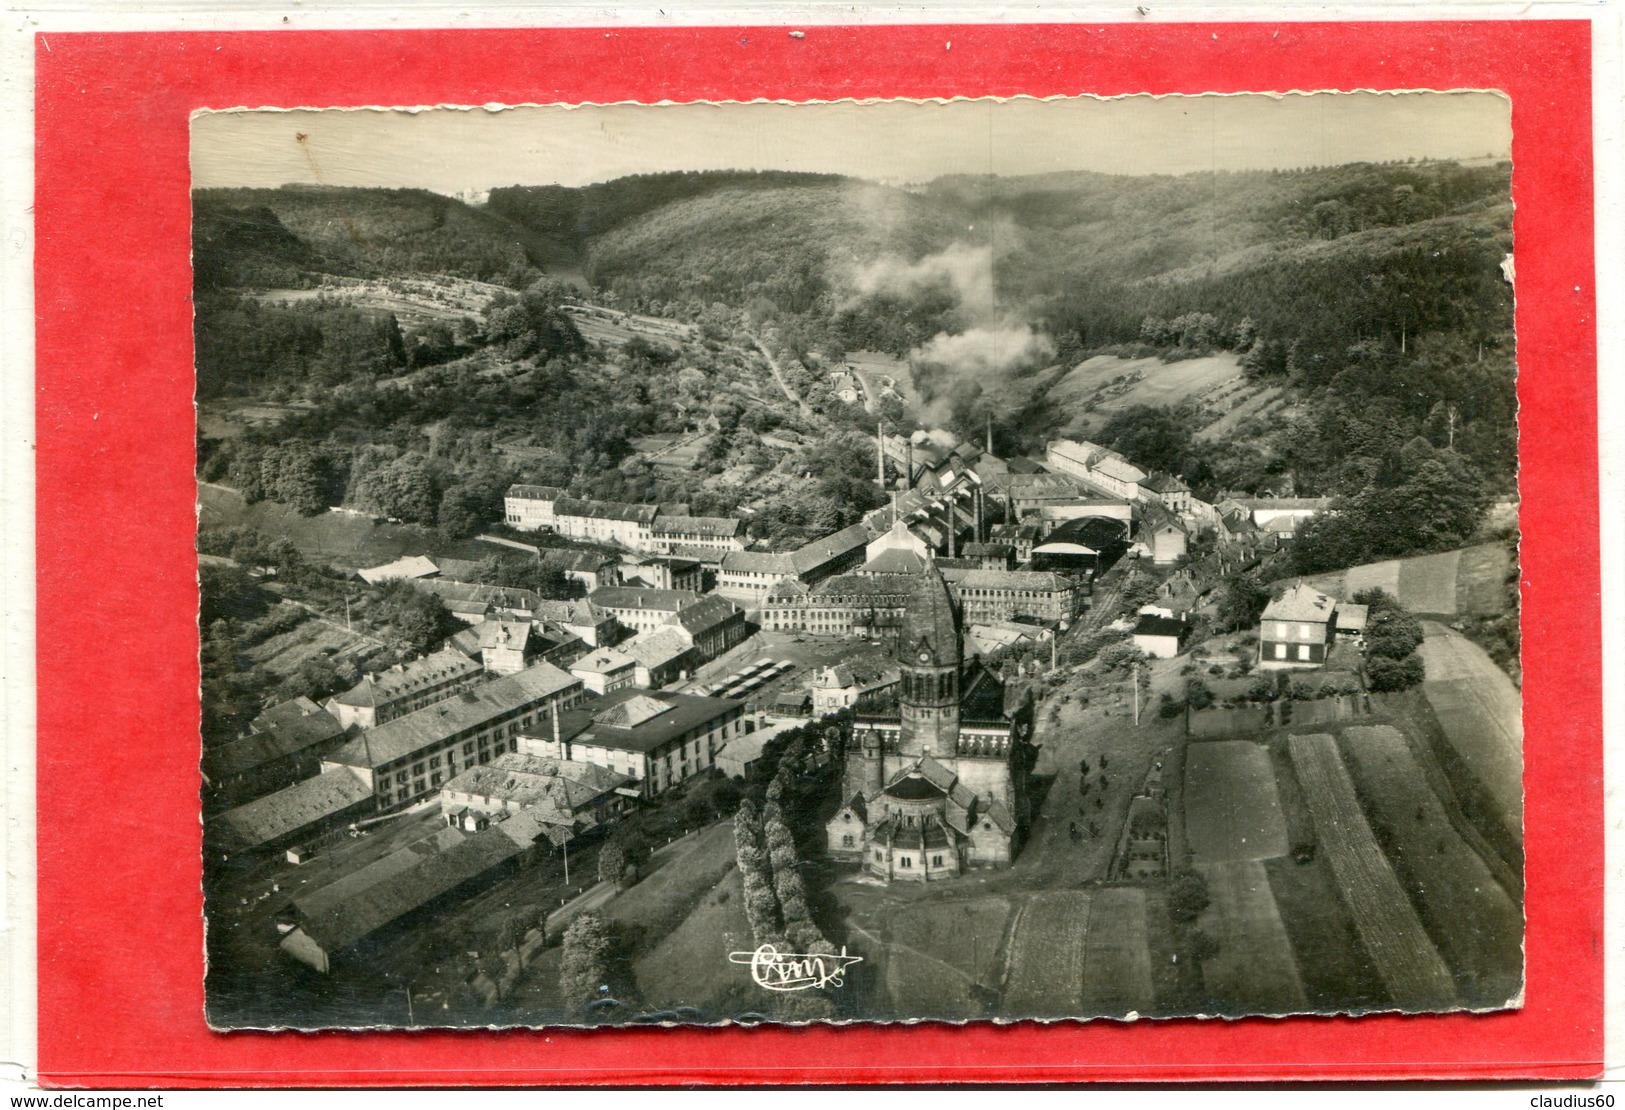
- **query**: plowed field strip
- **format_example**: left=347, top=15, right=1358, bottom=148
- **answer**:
left=1080, top=887, right=1155, bottom=1013
left=1004, top=892, right=1091, bottom=1017
left=1289, top=734, right=1456, bottom=1009
left=1197, top=860, right=1307, bottom=1014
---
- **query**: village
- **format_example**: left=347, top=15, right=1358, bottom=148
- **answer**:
left=200, top=390, right=1521, bottom=1025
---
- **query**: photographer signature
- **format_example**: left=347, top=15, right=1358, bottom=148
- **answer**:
left=728, top=943, right=863, bottom=992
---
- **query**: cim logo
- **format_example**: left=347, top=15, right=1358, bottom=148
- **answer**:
left=728, top=943, right=863, bottom=992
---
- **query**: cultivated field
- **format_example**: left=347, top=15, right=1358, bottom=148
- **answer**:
left=1262, top=854, right=1390, bottom=1012
left=1048, top=353, right=1243, bottom=436
left=1002, top=891, right=1093, bottom=1017
left=1338, top=725, right=1523, bottom=1007
left=1001, top=889, right=1156, bottom=1018
left=1416, top=623, right=1524, bottom=842
left=1196, top=860, right=1308, bottom=1014
left=1294, top=543, right=1514, bottom=620
left=1079, top=887, right=1156, bottom=1014
left=1396, top=550, right=1465, bottom=616
left=877, top=896, right=1014, bottom=1020
left=1288, top=734, right=1457, bottom=1010
left=241, top=610, right=383, bottom=678
left=1183, top=741, right=1289, bottom=863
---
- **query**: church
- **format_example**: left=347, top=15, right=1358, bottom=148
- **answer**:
left=825, top=565, right=1037, bottom=882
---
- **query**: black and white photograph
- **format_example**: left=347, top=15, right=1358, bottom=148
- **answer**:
left=192, top=93, right=1524, bottom=1031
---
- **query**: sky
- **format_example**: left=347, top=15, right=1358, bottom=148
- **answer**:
left=191, top=92, right=1511, bottom=194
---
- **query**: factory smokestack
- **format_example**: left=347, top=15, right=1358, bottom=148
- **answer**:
left=987, top=414, right=994, bottom=455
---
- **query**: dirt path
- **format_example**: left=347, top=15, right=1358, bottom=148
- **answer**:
left=747, top=333, right=816, bottom=422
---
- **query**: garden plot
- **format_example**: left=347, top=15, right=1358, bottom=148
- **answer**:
left=1187, top=706, right=1269, bottom=740
left=1184, top=741, right=1289, bottom=863
left=1288, top=734, right=1457, bottom=1010
left=1003, top=891, right=1092, bottom=1017
left=1339, top=725, right=1523, bottom=1007
left=1079, top=887, right=1156, bottom=1014
left=1417, top=623, right=1523, bottom=842
left=1196, top=860, right=1307, bottom=1014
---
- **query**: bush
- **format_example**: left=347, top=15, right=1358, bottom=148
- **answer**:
left=1185, top=677, right=1216, bottom=711
left=1367, top=653, right=1426, bottom=692
left=1288, top=676, right=1318, bottom=700
left=1158, top=694, right=1186, bottom=719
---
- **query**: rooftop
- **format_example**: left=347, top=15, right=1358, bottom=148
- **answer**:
left=588, top=587, right=702, bottom=612
left=507, top=484, right=565, bottom=502
left=651, top=515, right=744, bottom=538
left=571, top=649, right=637, bottom=675
left=291, top=819, right=538, bottom=953
left=1132, top=614, right=1190, bottom=639
left=208, top=766, right=373, bottom=851
left=442, top=752, right=631, bottom=810
left=622, top=627, right=696, bottom=669
left=329, top=649, right=484, bottom=709
left=326, top=663, right=581, bottom=770
left=1262, top=583, right=1340, bottom=624
left=956, top=569, right=1073, bottom=592
left=861, top=549, right=929, bottom=575
left=357, top=555, right=440, bottom=585
left=206, top=700, right=346, bottom=782
left=665, top=594, right=742, bottom=635
left=553, top=497, right=660, bottom=525
left=575, top=688, right=745, bottom=755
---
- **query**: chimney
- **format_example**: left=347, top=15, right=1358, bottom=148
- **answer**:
left=552, top=704, right=562, bottom=747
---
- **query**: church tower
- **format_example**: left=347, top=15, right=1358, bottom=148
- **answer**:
left=897, top=567, right=962, bottom=759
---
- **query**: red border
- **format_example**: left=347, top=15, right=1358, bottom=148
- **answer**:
left=34, top=22, right=1602, bottom=1086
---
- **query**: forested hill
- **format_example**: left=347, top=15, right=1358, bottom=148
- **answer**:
left=193, top=185, right=554, bottom=287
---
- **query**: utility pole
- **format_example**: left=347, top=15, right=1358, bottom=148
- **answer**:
left=1051, top=630, right=1058, bottom=673
left=345, top=593, right=352, bottom=632
left=1131, top=661, right=1141, bottom=726
left=563, top=838, right=570, bottom=885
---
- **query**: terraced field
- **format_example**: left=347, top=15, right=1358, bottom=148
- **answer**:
left=1184, top=741, right=1289, bottom=863
left=1196, top=860, right=1308, bottom=1014
left=1288, top=734, right=1457, bottom=1010
left=1339, top=725, right=1523, bottom=1007
left=1417, top=622, right=1524, bottom=842
left=1196, top=384, right=1283, bottom=441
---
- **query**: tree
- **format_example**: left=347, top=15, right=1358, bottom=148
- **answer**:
left=496, top=915, right=528, bottom=958
left=1218, top=571, right=1271, bottom=631
left=1098, top=405, right=1195, bottom=476
left=1367, top=653, right=1425, bottom=692
left=1168, top=869, right=1211, bottom=923
left=597, top=841, right=628, bottom=886
left=558, top=912, right=614, bottom=1010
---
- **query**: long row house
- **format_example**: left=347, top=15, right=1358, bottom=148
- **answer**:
left=503, top=485, right=746, bottom=556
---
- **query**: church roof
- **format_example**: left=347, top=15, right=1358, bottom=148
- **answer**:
left=899, top=567, right=961, bottom=666
left=884, top=772, right=945, bottom=801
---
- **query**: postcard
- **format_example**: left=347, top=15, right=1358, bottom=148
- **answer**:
left=26, top=18, right=1605, bottom=1085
